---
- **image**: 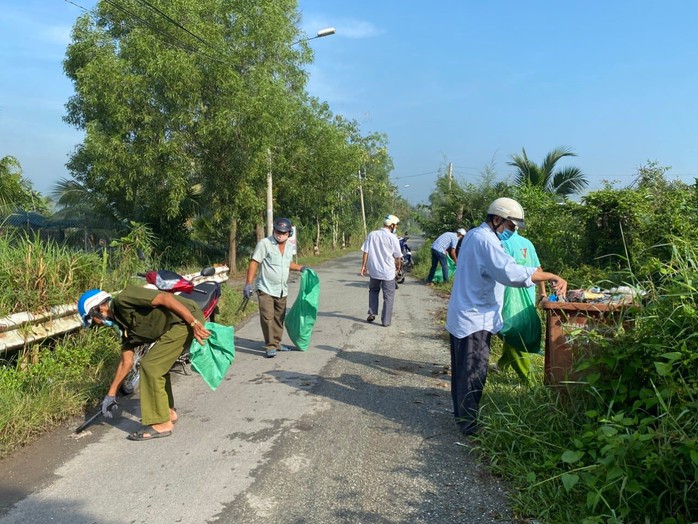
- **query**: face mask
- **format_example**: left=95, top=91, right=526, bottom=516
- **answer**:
left=273, top=234, right=287, bottom=243
left=101, top=318, right=114, bottom=327
left=498, top=229, right=514, bottom=242
left=110, top=323, right=122, bottom=338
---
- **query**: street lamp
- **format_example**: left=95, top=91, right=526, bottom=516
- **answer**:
left=266, top=27, right=336, bottom=236
left=290, top=27, right=336, bottom=47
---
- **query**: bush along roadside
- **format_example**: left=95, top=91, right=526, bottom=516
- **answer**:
left=475, top=246, right=698, bottom=523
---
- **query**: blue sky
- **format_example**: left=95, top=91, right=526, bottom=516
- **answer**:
left=2, top=1, right=698, bottom=205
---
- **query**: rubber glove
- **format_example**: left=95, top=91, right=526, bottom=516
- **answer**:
left=243, top=284, right=253, bottom=299
left=300, top=265, right=308, bottom=272
left=101, top=395, right=118, bottom=418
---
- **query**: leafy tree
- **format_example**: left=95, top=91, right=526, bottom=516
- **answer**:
left=0, top=156, right=47, bottom=214
left=63, top=0, right=397, bottom=265
left=63, top=0, right=310, bottom=265
left=581, top=162, right=697, bottom=274
left=507, top=146, right=588, bottom=197
left=419, top=164, right=508, bottom=240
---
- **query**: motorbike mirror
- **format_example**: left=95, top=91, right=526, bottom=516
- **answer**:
left=200, top=267, right=216, bottom=277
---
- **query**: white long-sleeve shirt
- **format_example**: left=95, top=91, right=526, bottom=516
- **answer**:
left=446, top=223, right=536, bottom=339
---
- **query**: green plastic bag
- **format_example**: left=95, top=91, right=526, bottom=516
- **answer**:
left=189, top=322, right=235, bottom=391
left=284, top=269, right=320, bottom=351
left=432, top=256, right=456, bottom=283
left=499, top=287, right=542, bottom=354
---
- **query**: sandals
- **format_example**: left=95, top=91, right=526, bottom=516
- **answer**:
left=127, top=425, right=172, bottom=441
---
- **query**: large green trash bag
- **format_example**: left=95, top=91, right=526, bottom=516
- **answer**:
left=284, top=269, right=320, bottom=351
left=499, top=286, right=542, bottom=354
left=189, top=322, right=235, bottom=391
left=432, top=257, right=456, bottom=283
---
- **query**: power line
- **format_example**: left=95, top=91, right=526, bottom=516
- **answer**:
left=393, top=170, right=440, bottom=180
left=64, top=0, right=88, bottom=12
left=130, top=0, right=226, bottom=56
left=64, top=0, right=228, bottom=65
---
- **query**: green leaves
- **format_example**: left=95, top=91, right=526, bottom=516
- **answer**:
left=561, top=472, right=579, bottom=492
left=562, top=450, right=585, bottom=464
left=507, top=146, right=587, bottom=197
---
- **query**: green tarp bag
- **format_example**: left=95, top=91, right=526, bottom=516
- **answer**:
left=432, top=256, right=456, bottom=283
left=189, top=322, right=235, bottom=391
left=284, top=269, right=320, bottom=351
left=499, top=286, right=542, bottom=354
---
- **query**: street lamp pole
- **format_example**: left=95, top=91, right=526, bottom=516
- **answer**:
left=266, top=27, right=336, bottom=237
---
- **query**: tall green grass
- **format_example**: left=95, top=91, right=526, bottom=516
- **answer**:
left=0, top=231, right=102, bottom=315
left=0, top=330, right=120, bottom=457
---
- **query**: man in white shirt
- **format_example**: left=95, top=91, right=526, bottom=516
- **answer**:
left=445, top=198, right=567, bottom=435
left=360, top=214, right=403, bottom=327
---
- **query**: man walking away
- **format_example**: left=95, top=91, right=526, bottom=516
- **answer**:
left=360, top=214, right=403, bottom=327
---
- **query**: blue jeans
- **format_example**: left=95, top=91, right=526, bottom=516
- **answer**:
left=427, top=249, right=449, bottom=282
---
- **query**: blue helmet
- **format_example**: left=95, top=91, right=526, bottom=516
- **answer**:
left=77, top=289, right=112, bottom=327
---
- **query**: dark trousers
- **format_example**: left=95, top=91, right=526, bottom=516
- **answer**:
left=427, top=249, right=450, bottom=282
left=449, top=331, right=491, bottom=434
left=368, top=277, right=396, bottom=326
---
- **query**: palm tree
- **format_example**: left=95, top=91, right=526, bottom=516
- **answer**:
left=507, top=146, right=588, bottom=197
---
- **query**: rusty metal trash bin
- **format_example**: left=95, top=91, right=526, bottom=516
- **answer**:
left=540, top=300, right=630, bottom=385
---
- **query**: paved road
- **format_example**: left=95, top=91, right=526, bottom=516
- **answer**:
left=0, top=249, right=513, bottom=523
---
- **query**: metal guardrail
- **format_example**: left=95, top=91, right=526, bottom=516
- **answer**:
left=0, top=266, right=230, bottom=354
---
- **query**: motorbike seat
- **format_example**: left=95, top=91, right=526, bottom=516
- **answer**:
left=176, top=281, right=221, bottom=314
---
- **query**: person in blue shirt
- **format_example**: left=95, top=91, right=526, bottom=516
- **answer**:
left=426, top=228, right=466, bottom=285
left=445, top=198, right=567, bottom=435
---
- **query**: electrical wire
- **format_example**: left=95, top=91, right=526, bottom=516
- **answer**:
left=64, top=0, right=228, bottom=64
left=130, top=0, right=226, bottom=56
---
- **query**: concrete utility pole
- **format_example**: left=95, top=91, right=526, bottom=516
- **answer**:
left=358, top=169, right=368, bottom=237
left=266, top=148, right=273, bottom=236
left=447, top=162, right=453, bottom=190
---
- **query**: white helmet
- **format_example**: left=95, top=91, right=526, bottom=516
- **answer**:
left=487, top=197, right=525, bottom=229
left=383, top=214, right=400, bottom=227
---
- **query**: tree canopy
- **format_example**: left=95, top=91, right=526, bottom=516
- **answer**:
left=62, top=0, right=398, bottom=266
left=507, top=146, right=588, bottom=197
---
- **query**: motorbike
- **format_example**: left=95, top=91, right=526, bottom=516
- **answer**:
left=400, top=235, right=414, bottom=270
left=396, top=235, right=413, bottom=285
left=119, top=267, right=222, bottom=395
